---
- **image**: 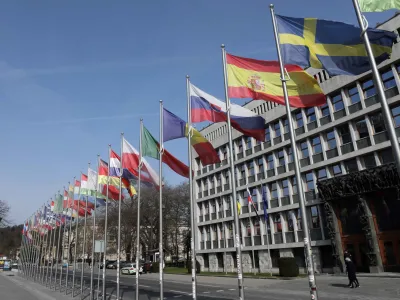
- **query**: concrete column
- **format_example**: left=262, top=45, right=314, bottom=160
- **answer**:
left=241, top=252, right=252, bottom=273
left=196, top=254, right=205, bottom=272
left=311, top=247, right=322, bottom=274
left=258, top=250, right=272, bottom=273
left=208, top=253, right=218, bottom=272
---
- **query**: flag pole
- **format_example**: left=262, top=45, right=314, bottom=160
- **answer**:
left=135, top=120, right=143, bottom=300
left=269, top=4, right=318, bottom=300
left=94, top=157, right=100, bottom=300
left=159, top=100, right=165, bottom=300
left=246, top=191, right=256, bottom=275
left=186, top=75, right=198, bottom=300
left=60, top=204, right=68, bottom=291
left=80, top=190, right=89, bottom=299
left=72, top=185, right=81, bottom=297
left=45, top=207, right=54, bottom=286
left=90, top=158, right=99, bottom=300
left=66, top=180, right=75, bottom=294
left=221, top=44, right=245, bottom=300
left=117, top=133, right=124, bottom=300
left=261, top=187, right=272, bottom=277
left=102, top=145, right=111, bottom=300
left=42, top=220, right=50, bottom=283
left=352, top=0, right=400, bottom=175
left=54, top=192, right=62, bottom=290
left=50, top=204, right=58, bottom=288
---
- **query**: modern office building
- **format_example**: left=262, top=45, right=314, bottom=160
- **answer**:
left=193, top=13, right=400, bottom=274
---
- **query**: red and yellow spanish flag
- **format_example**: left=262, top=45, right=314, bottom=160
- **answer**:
left=227, top=53, right=326, bottom=108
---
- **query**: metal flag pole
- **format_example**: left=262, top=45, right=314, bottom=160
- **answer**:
left=46, top=214, right=54, bottom=286
left=50, top=208, right=58, bottom=288
left=263, top=215, right=272, bottom=277
left=116, top=133, right=124, bottom=300
left=18, top=222, right=24, bottom=277
left=60, top=212, right=68, bottom=290
left=221, top=44, right=245, bottom=300
left=80, top=192, right=89, bottom=299
left=159, top=100, right=165, bottom=300
left=72, top=191, right=81, bottom=297
left=135, top=121, right=143, bottom=300
left=54, top=192, right=63, bottom=290
left=95, top=161, right=101, bottom=300
left=353, top=0, right=400, bottom=174
left=66, top=180, right=75, bottom=294
left=90, top=158, right=99, bottom=300
left=269, top=4, right=318, bottom=299
left=102, top=145, right=111, bottom=300
left=42, top=224, right=50, bottom=283
left=186, top=76, right=198, bottom=300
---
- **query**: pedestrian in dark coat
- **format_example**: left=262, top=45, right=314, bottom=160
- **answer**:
left=345, top=256, right=359, bottom=288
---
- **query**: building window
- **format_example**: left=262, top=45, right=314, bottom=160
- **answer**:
left=278, top=150, right=285, bottom=166
left=331, top=93, right=344, bottom=111
left=245, top=220, right=251, bottom=236
left=251, top=188, right=257, bottom=201
left=296, top=209, right=302, bottom=230
left=237, top=139, right=243, bottom=153
left=248, top=161, right=255, bottom=176
left=287, top=147, right=294, bottom=163
left=332, top=164, right=342, bottom=176
left=311, top=136, right=322, bottom=154
left=270, top=182, right=278, bottom=199
left=363, top=154, right=376, bottom=169
left=223, top=148, right=227, bottom=159
left=378, top=148, right=394, bottom=164
left=225, top=171, right=229, bottom=183
left=306, top=107, right=316, bottom=123
left=338, top=125, right=352, bottom=144
left=203, top=179, right=208, bottom=190
left=305, top=172, right=314, bottom=191
left=258, top=157, right=264, bottom=173
left=210, top=178, right=215, bottom=189
left=218, top=199, right=223, bottom=211
left=205, top=203, right=209, bottom=215
left=282, top=118, right=289, bottom=133
left=320, top=103, right=330, bottom=117
left=370, top=113, right=386, bottom=134
left=240, top=164, right=246, bottom=178
left=362, top=79, right=376, bottom=98
left=300, top=141, right=309, bottom=158
left=274, top=122, right=281, bottom=137
left=296, top=111, right=304, bottom=128
left=212, top=201, right=216, bottom=213
left=206, top=226, right=211, bottom=240
left=287, top=212, right=294, bottom=231
left=391, top=105, right=400, bottom=127
left=267, top=154, right=274, bottom=169
left=253, top=218, right=261, bottom=236
left=317, top=168, right=327, bottom=181
left=382, top=69, right=396, bottom=90
left=265, top=127, right=271, bottom=142
left=291, top=177, right=298, bottom=194
left=216, top=174, right=221, bottom=186
left=274, top=215, right=282, bottom=232
left=246, top=137, right=252, bottom=149
left=326, top=130, right=337, bottom=149
left=345, top=159, right=358, bottom=173
left=282, top=179, right=289, bottom=196
left=310, top=206, right=320, bottom=229
left=355, top=119, right=369, bottom=139
left=348, top=86, right=360, bottom=104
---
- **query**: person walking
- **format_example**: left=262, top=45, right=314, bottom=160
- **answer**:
left=344, top=255, right=360, bottom=288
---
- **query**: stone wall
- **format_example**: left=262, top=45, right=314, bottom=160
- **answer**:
left=259, top=250, right=271, bottom=273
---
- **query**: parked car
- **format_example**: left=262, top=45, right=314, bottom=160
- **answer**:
left=121, top=263, right=143, bottom=275
left=105, top=260, right=117, bottom=269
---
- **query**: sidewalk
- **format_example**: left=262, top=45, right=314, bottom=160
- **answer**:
left=0, top=271, right=72, bottom=300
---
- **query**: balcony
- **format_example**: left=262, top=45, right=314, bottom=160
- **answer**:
left=356, top=137, right=371, bottom=150
left=218, top=211, right=224, bottom=219
left=248, top=175, right=255, bottom=183
left=205, top=215, right=210, bottom=221
left=273, top=136, right=282, bottom=144
left=274, top=232, right=283, bottom=244
left=224, top=184, right=229, bottom=191
left=281, top=196, right=290, bottom=206
left=320, top=115, right=331, bottom=126
left=202, top=167, right=207, bottom=173
left=365, top=95, right=379, bottom=107
left=206, top=241, right=211, bottom=249
left=200, top=242, right=205, bottom=250
left=341, top=142, right=354, bottom=154
left=310, top=228, right=323, bottom=241
left=204, top=191, right=209, bottom=197
left=326, top=148, right=338, bottom=159
left=244, top=237, right=252, bottom=246
left=257, top=172, right=265, bottom=180
left=297, top=230, right=304, bottom=241
left=305, top=190, right=316, bottom=201
left=307, top=121, right=317, bottom=131
left=225, top=210, right=232, bottom=217
left=198, top=192, right=202, bottom=198
left=285, top=231, right=295, bottom=243
left=255, top=144, right=262, bottom=152
left=263, top=233, right=272, bottom=245
left=209, top=165, right=214, bottom=171
left=270, top=198, right=279, bottom=208
left=295, top=126, right=305, bottom=135
left=211, top=212, right=217, bottom=220
left=246, top=148, right=252, bottom=156
left=239, top=178, right=246, bottom=186
left=241, top=206, right=249, bottom=214
left=385, top=86, right=399, bottom=99
left=312, top=153, right=324, bottom=163
left=217, top=186, right=222, bottom=193
left=348, top=101, right=362, bottom=114
left=222, top=159, right=228, bottom=166
left=267, top=169, right=275, bottom=177
left=334, top=109, right=346, bottom=120
left=210, top=189, right=216, bottom=195
left=288, top=162, right=294, bottom=171
left=199, top=215, right=203, bottom=222
left=254, top=235, right=262, bottom=246
left=213, top=240, right=218, bottom=249
left=237, top=152, right=244, bottom=159
left=197, top=170, right=201, bottom=176
left=292, top=194, right=299, bottom=203
left=284, top=132, right=290, bottom=140
left=277, top=165, right=286, bottom=175
left=374, top=131, right=389, bottom=144
left=263, top=141, right=271, bottom=148
left=220, top=240, right=225, bottom=248
left=228, top=239, right=234, bottom=248
left=300, top=157, right=310, bottom=167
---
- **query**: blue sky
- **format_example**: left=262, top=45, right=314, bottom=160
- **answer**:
left=0, top=0, right=393, bottom=224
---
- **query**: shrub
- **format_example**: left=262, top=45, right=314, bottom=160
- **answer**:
left=186, top=260, right=201, bottom=274
left=278, top=257, right=299, bottom=277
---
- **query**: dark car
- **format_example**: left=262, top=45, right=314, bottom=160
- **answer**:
left=105, top=260, right=117, bottom=269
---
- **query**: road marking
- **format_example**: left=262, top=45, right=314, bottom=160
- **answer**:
left=203, top=291, right=210, bottom=294
left=140, top=284, right=151, bottom=288
left=229, top=288, right=236, bottom=291
left=217, top=290, right=224, bottom=292
left=173, top=296, right=182, bottom=298
left=169, top=290, right=191, bottom=295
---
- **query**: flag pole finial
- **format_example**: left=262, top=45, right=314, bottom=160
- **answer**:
left=221, top=44, right=225, bottom=48
left=186, top=75, right=190, bottom=79
left=270, top=4, right=274, bottom=9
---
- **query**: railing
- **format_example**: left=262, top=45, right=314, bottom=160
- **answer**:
left=213, top=240, right=218, bottom=249
left=295, top=127, right=305, bottom=135
left=257, top=172, right=265, bottom=180
left=270, top=199, right=279, bottom=208
left=273, top=136, right=282, bottom=144
left=365, top=94, right=379, bottom=107
left=237, top=152, right=244, bottom=159
left=204, top=215, right=210, bottom=221
left=254, top=235, right=262, bottom=246
left=267, top=169, right=275, bottom=177
left=210, top=189, right=215, bottom=195
left=274, top=232, right=283, bottom=244
left=198, top=192, right=202, bottom=198
left=218, top=211, right=224, bottom=219
left=200, top=242, right=205, bottom=250
left=263, top=233, right=272, bottom=245
left=307, top=121, right=317, bottom=131
left=222, top=159, right=228, bottom=166
left=288, top=162, right=294, bottom=171
left=199, top=215, right=203, bottom=222
left=320, top=115, right=331, bottom=126
left=244, top=237, right=252, bottom=246
left=374, top=131, right=389, bottom=144
left=284, top=132, right=290, bottom=140
left=300, top=157, right=310, bottom=167
left=248, top=175, right=255, bottom=183
left=224, top=184, right=229, bottom=191
left=292, top=194, right=299, bottom=203
left=348, top=101, right=362, bottom=114
left=356, top=137, right=371, bottom=150
left=285, top=232, right=295, bottom=243
left=206, top=241, right=211, bottom=249
left=209, top=165, right=214, bottom=171
left=225, top=210, right=232, bottom=217
left=251, top=203, right=258, bottom=212
left=312, top=153, right=324, bottom=163
left=217, top=186, right=222, bottom=193
left=211, top=212, right=217, bottom=220
left=277, top=165, right=286, bottom=174
left=202, top=167, right=207, bottom=173
left=246, top=149, right=252, bottom=156
left=334, top=109, right=346, bottom=120
left=305, top=190, right=316, bottom=201
left=220, top=240, right=225, bottom=248
left=297, top=230, right=304, bottom=241
left=341, top=142, right=354, bottom=154
left=204, top=190, right=209, bottom=197
left=385, top=86, right=399, bottom=98
left=241, top=206, right=249, bottom=214
left=326, top=148, right=338, bottom=159
left=281, top=196, right=290, bottom=206
left=228, top=239, right=234, bottom=248
left=255, top=144, right=262, bottom=152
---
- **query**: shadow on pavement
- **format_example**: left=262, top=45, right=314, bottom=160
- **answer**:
left=330, top=283, right=350, bottom=288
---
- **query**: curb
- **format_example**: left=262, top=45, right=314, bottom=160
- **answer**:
left=164, top=272, right=300, bottom=280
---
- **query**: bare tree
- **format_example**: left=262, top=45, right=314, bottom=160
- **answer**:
left=0, top=200, right=10, bottom=226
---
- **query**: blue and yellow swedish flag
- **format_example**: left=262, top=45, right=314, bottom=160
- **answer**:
left=276, top=15, right=397, bottom=76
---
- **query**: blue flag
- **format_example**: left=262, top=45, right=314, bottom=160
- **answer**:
left=262, top=186, right=268, bottom=222
left=276, top=15, right=397, bottom=76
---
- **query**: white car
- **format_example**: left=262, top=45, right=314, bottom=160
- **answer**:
left=121, top=263, right=143, bottom=275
